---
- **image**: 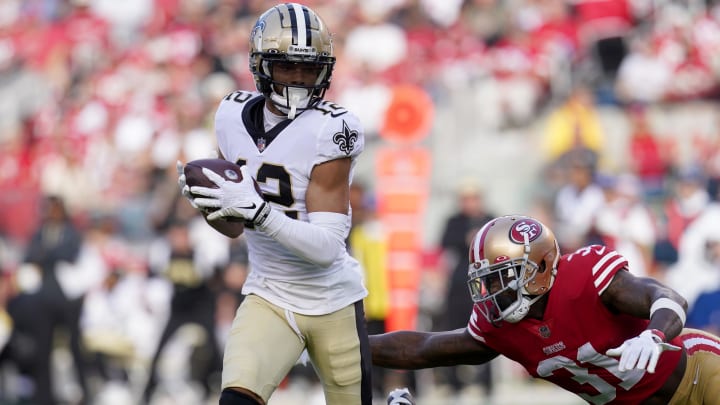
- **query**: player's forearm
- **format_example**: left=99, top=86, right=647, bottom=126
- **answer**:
left=369, top=331, right=437, bottom=369
left=257, top=209, right=347, bottom=267
left=647, top=291, right=688, bottom=341
left=203, top=212, right=245, bottom=239
left=605, top=271, right=688, bottom=341
left=370, top=330, right=497, bottom=369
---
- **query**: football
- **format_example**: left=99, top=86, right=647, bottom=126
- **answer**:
left=184, top=158, right=244, bottom=193
left=183, top=158, right=248, bottom=237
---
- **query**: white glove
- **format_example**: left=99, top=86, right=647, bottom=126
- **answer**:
left=605, top=329, right=681, bottom=373
left=387, top=387, right=414, bottom=405
left=176, top=161, right=198, bottom=209
left=191, top=165, right=271, bottom=224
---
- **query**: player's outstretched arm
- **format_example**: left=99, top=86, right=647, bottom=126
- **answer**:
left=369, top=328, right=499, bottom=370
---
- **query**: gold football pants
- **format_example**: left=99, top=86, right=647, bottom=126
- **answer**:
left=668, top=328, right=720, bottom=405
left=221, top=294, right=371, bottom=404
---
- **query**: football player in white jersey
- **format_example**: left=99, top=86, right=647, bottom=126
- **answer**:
left=177, top=3, right=372, bottom=405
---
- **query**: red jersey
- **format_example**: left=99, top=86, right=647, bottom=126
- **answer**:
left=468, top=245, right=682, bottom=404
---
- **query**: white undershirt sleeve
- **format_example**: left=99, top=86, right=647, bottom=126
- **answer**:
left=256, top=209, right=349, bottom=267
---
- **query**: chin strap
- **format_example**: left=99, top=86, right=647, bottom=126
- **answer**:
left=503, top=293, right=545, bottom=323
left=270, top=87, right=311, bottom=119
left=287, top=88, right=305, bottom=119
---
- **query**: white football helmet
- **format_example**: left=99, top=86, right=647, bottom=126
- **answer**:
left=468, top=215, right=560, bottom=324
left=249, top=3, right=335, bottom=118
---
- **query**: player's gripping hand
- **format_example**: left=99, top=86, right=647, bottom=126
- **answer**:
left=191, top=166, right=270, bottom=224
left=176, top=161, right=198, bottom=209
left=605, top=329, right=681, bottom=373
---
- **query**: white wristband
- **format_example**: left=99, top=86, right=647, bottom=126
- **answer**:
left=650, top=298, right=686, bottom=326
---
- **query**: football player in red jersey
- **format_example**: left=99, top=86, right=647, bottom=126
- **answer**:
left=370, top=215, right=720, bottom=404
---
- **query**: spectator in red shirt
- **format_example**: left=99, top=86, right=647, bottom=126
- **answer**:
left=626, top=105, right=669, bottom=199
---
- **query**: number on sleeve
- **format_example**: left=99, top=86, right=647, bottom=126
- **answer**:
left=566, top=245, right=607, bottom=262
left=313, top=101, right=347, bottom=117
left=225, top=91, right=253, bottom=104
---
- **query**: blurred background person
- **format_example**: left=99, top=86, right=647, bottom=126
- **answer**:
left=552, top=150, right=606, bottom=252
left=654, top=165, right=711, bottom=272
left=1, top=263, right=45, bottom=403
left=78, top=213, right=164, bottom=404
left=214, top=240, right=249, bottom=356
left=614, top=33, right=672, bottom=105
left=665, top=193, right=720, bottom=312
left=594, top=173, right=657, bottom=277
left=433, top=180, right=495, bottom=400
left=142, top=218, right=223, bottom=404
left=541, top=84, right=605, bottom=165
left=20, top=195, right=90, bottom=405
left=624, top=104, right=670, bottom=202
left=348, top=181, right=399, bottom=398
left=686, top=233, right=720, bottom=337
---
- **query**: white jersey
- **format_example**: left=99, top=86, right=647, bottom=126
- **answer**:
left=214, top=91, right=367, bottom=315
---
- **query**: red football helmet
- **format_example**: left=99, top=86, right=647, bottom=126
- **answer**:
left=468, top=215, right=560, bottom=324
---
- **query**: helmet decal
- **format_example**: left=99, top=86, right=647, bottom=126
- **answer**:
left=509, top=219, right=542, bottom=244
left=494, top=255, right=509, bottom=263
left=251, top=20, right=265, bottom=52
left=224, top=169, right=239, bottom=181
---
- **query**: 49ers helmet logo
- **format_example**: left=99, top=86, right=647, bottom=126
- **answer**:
left=509, top=219, right=542, bottom=244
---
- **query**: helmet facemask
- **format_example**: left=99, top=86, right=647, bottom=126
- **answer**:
left=469, top=246, right=543, bottom=324
left=249, top=3, right=335, bottom=119
left=259, top=58, right=333, bottom=119
left=467, top=215, right=559, bottom=325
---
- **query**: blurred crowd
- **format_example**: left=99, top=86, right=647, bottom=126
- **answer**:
left=1, top=0, right=720, bottom=404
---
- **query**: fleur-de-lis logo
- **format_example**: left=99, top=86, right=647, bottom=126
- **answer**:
left=332, top=121, right=358, bottom=156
